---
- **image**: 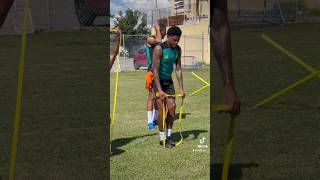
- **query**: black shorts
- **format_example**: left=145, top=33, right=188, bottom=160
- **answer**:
left=153, top=79, right=175, bottom=96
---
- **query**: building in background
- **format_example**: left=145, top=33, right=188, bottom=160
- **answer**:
left=152, top=0, right=210, bottom=65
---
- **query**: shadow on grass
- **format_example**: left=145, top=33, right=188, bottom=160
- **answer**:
left=111, top=133, right=157, bottom=156
left=171, top=129, right=208, bottom=140
left=112, top=129, right=207, bottom=156
left=210, top=163, right=259, bottom=180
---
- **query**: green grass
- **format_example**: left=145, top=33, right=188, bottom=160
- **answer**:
left=212, top=23, right=320, bottom=180
left=110, top=70, right=210, bottom=179
left=0, top=31, right=108, bottom=179
left=1, top=23, right=319, bottom=180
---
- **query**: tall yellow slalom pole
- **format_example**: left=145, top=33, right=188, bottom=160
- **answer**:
left=9, top=0, right=30, bottom=179
left=213, top=105, right=236, bottom=180
left=110, top=32, right=121, bottom=157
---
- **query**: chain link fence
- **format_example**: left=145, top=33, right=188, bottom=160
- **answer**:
left=151, top=1, right=209, bottom=26
left=110, top=33, right=205, bottom=72
left=0, top=0, right=107, bottom=34
left=228, top=0, right=320, bottom=25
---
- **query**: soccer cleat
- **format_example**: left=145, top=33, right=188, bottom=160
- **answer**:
left=148, top=123, right=156, bottom=130
left=159, top=140, right=174, bottom=148
left=166, top=137, right=176, bottom=146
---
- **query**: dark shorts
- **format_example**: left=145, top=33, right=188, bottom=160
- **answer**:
left=153, top=79, right=175, bottom=97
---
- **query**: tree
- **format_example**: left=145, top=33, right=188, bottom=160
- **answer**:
left=118, top=9, right=150, bottom=35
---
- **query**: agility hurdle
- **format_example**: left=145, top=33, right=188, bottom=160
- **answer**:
left=255, top=34, right=319, bottom=108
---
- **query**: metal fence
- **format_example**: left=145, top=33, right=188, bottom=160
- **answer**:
left=110, top=33, right=205, bottom=72
left=228, top=0, right=320, bottom=25
left=0, top=0, right=107, bottom=34
left=151, top=1, right=209, bottom=26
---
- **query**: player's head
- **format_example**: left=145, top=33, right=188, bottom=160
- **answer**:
left=166, top=26, right=182, bottom=48
left=159, top=23, right=166, bottom=38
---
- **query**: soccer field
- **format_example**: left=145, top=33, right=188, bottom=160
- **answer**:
left=110, top=69, right=210, bottom=179
left=212, top=23, right=320, bottom=180
left=0, top=30, right=108, bottom=179
left=1, top=23, right=319, bottom=179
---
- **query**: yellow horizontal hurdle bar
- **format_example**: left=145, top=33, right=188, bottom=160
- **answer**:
left=192, top=72, right=210, bottom=86
left=261, top=34, right=317, bottom=74
left=155, top=92, right=183, bottom=97
left=255, top=72, right=319, bottom=108
left=213, top=104, right=236, bottom=180
left=256, top=34, right=319, bottom=108
left=190, top=72, right=210, bottom=96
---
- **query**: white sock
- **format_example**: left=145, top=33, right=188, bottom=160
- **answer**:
left=159, top=132, right=165, bottom=141
left=166, top=129, right=172, bottom=137
left=147, top=111, right=153, bottom=124
left=153, top=110, right=158, bottom=121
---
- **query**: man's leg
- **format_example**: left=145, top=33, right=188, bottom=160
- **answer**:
left=153, top=84, right=174, bottom=148
left=147, top=91, right=155, bottom=129
left=153, top=100, right=158, bottom=123
left=146, top=71, right=157, bottom=129
left=165, top=98, right=176, bottom=146
left=155, top=97, right=169, bottom=147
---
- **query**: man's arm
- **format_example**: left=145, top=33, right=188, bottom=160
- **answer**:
left=109, top=27, right=121, bottom=71
left=175, top=49, right=185, bottom=98
left=154, top=22, right=162, bottom=43
left=212, top=2, right=240, bottom=115
left=152, top=45, right=165, bottom=99
left=0, top=0, right=14, bottom=28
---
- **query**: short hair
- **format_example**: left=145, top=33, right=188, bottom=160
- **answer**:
left=167, top=26, right=182, bottom=36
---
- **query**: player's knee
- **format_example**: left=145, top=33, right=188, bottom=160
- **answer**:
left=168, top=102, right=176, bottom=110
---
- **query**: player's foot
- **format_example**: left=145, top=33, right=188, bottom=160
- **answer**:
left=148, top=123, right=156, bottom=130
left=153, top=119, right=158, bottom=125
left=159, top=140, right=174, bottom=148
left=166, top=136, right=176, bottom=146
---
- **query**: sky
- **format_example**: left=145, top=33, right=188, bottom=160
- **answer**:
left=110, top=0, right=171, bottom=26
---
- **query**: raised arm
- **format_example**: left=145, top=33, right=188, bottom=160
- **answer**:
left=154, top=22, right=162, bottom=43
left=109, top=27, right=121, bottom=71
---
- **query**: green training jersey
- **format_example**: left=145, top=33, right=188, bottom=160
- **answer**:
left=159, top=41, right=181, bottom=80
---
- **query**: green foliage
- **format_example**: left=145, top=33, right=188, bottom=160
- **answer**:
left=118, top=9, right=150, bottom=35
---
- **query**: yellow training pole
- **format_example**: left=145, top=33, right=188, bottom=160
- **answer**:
left=162, top=101, right=166, bottom=147
left=222, top=115, right=235, bottom=180
left=212, top=104, right=236, bottom=180
left=9, top=0, right=30, bottom=179
left=175, top=97, right=184, bottom=146
left=110, top=32, right=121, bottom=156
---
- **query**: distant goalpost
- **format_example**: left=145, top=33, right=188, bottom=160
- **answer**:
left=231, top=0, right=301, bottom=25
left=263, top=0, right=286, bottom=24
